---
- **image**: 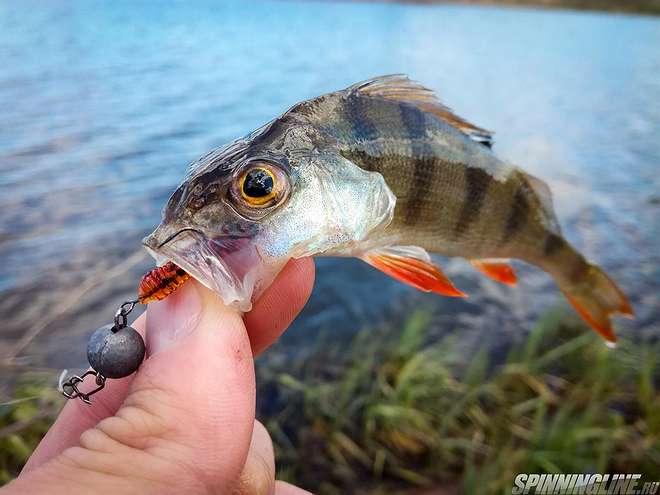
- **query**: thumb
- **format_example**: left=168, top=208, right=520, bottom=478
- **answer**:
left=70, top=281, right=256, bottom=493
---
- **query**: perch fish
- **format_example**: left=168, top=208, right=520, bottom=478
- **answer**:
left=142, top=75, right=633, bottom=342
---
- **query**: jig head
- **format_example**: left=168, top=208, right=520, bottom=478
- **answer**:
left=61, top=263, right=189, bottom=404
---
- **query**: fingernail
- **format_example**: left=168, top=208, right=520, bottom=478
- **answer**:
left=146, top=282, right=203, bottom=355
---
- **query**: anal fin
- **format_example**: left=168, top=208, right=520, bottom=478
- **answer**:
left=361, top=246, right=466, bottom=297
left=471, top=259, right=517, bottom=286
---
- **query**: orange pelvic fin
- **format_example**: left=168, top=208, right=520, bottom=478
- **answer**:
left=361, top=246, right=466, bottom=297
left=471, top=259, right=517, bottom=286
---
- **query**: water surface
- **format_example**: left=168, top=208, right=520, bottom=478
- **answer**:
left=0, top=0, right=658, bottom=386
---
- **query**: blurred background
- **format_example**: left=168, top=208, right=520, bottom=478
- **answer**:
left=0, top=0, right=658, bottom=492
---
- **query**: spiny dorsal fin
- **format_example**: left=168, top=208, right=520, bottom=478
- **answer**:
left=350, top=74, right=494, bottom=148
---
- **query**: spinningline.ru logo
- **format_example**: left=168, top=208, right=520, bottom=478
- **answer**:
left=511, top=474, right=659, bottom=494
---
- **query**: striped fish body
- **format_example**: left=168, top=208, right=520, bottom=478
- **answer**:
left=146, top=75, right=632, bottom=340
left=287, top=78, right=558, bottom=263
left=280, top=76, right=632, bottom=341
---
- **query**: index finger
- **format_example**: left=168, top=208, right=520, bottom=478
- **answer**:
left=244, top=257, right=315, bottom=355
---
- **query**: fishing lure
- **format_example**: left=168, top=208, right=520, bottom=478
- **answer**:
left=61, top=262, right=189, bottom=404
left=137, top=261, right=191, bottom=303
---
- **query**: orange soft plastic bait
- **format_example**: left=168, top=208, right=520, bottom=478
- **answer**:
left=137, top=261, right=190, bottom=304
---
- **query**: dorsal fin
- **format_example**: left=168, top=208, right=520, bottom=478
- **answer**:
left=350, top=74, right=494, bottom=148
left=519, top=171, right=560, bottom=232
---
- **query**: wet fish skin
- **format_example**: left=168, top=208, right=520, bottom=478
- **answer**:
left=144, top=75, right=633, bottom=340
left=288, top=79, right=543, bottom=258
left=327, top=76, right=631, bottom=341
left=144, top=102, right=395, bottom=309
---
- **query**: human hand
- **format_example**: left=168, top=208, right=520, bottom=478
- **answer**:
left=4, top=258, right=315, bottom=495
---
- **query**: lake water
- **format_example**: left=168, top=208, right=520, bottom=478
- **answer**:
left=0, top=0, right=658, bottom=387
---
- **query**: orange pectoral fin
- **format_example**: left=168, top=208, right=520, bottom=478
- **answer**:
left=362, top=249, right=466, bottom=298
left=471, top=260, right=517, bottom=286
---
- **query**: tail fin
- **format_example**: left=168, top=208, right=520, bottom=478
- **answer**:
left=561, top=264, right=633, bottom=343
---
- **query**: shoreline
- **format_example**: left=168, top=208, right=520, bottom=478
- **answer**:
left=344, top=0, right=660, bottom=16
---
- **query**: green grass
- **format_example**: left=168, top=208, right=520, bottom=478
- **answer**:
left=258, top=310, right=660, bottom=494
left=0, top=375, right=64, bottom=484
left=1, top=310, right=658, bottom=493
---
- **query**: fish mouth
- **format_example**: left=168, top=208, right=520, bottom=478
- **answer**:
left=142, top=227, right=271, bottom=311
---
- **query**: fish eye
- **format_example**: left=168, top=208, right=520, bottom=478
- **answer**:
left=241, top=168, right=275, bottom=203
left=233, top=161, right=289, bottom=210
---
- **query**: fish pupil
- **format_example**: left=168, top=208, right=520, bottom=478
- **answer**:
left=243, top=169, right=274, bottom=198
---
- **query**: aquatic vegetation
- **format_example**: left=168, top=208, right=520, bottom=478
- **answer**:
left=0, top=376, right=63, bottom=484
left=258, top=311, right=659, bottom=494
left=1, top=310, right=658, bottom=492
